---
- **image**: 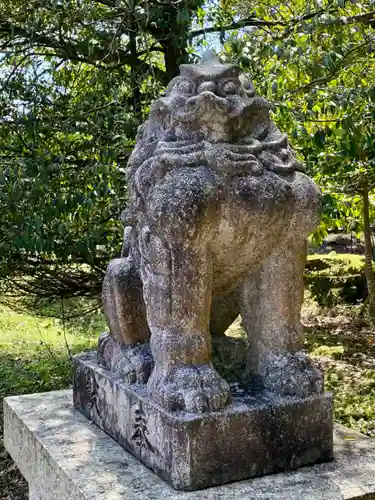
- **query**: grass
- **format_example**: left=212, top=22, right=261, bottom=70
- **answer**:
left=0, top=301, right=105, bottom=400
left=0, top=283, right=374, bottom=498
left=0, top=300, right=106, bottom=500
left=307, top=252, right=365, bottom=267
left=303, top=301, right=375, bottom=437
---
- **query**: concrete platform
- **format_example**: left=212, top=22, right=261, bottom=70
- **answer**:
left=4, top=390, right=375, bottom=500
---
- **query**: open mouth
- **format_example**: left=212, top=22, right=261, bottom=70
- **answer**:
left=186, top=91, right=229, bottom=115
left=169, top=92, right=247, bottom=124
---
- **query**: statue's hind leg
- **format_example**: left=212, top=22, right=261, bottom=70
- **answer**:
left=99, top=253, right=152, bottom=384
left=139, top=226, right=231, bottom=413
left=239, top=237, right=323, bottom=397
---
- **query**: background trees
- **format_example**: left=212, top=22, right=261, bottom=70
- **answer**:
left=1, top=0, right=375, bottom=310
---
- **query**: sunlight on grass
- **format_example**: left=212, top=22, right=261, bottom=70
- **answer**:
left=0, top=302, right=105, bottom=401
left=0, top=301, right=106, bottom=498
left=225, top=316, right=246, bottom=339
left=0, top=304, right=91, bottom=346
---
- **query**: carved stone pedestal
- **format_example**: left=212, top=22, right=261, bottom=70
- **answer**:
left=73, top=352, right=333, bottom=491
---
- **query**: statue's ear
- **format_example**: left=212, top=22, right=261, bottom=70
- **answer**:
left=136, top=123, right=146, bottom=141
left=165, top=76, right=181, bottom=95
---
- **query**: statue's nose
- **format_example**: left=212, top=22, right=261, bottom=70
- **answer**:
left=198, top=81, right=217, bottom=94
left=198, top=91, right=216, bottom=100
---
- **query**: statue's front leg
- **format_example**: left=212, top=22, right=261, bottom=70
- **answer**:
left=240, top=237, right=323, bottom=397
left=139, top=226, right=231, bottom=413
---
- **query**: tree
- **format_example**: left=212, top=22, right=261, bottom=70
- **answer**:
left=0, top=57, right=131, bottom=304
left=1, top=0, right=375, bottom=308
left=220, top=0, right=375, bottom=315
left=308, top=94, right=375, bottom=317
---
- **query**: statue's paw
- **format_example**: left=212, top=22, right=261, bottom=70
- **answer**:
left=148, top=363, right=231, bottom=413
left=118, top=344, right=154, bottom=384
left=97, top=333, right=153, bottom=385
left=264, top=351, right=324, bottom=398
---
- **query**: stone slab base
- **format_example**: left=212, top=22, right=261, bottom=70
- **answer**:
left=72, top=352, right=333, bottom=490
left=4, top=390, right=375, bottom=500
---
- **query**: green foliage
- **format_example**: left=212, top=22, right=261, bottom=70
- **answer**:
left=0, top=0, right=197, bottom=304
left=218, top=0, right=375, bottom=240
left=2, top=0, right=375, bottom=304
left=0, top=55, right=135, bottom=302
left=305, top=253, right=368, bottom=306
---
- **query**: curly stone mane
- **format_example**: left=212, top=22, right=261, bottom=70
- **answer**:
left=123, top=56, right=303, bottom=226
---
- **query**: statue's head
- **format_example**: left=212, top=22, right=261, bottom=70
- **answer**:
left=148, top=52, right=270, bottom=144
left=125, top=52, right=302, bottom=226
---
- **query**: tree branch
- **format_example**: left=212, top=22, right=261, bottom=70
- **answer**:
left=0, top=54, right=30, bottom=93
left=341, top=10, right=375, bottom=26
left=291, top=41, right=369, bottom=94
left=189, top=8, right=375, bottom=42
left=0, top=20, right=167, bottom=81
left=189, top=16, right=285, bottom=39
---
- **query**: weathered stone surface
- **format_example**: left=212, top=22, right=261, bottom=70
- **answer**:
left=73, top=352, right=333, bottom=491
left=73, top=53, right=331, bottom=491
left=4, top=390, right=375, bottom=500
left=99, top=53, right=323, bottom=414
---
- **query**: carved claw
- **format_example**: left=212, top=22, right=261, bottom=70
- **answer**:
left=263, top=352, right=324, bottom=398
left=147, top=363, right=231, bottom=413
left=98, top=332, right=154, bottom=385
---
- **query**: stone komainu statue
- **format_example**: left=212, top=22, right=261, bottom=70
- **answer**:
left=99, top=54, right=323, bottom=413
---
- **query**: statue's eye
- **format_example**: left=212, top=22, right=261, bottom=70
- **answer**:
left=221, top=80, right=238, bottom=95
left=175, top=79, right=196, bottom=95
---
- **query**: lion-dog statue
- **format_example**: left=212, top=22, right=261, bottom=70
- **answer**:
left=98, top=53, right=323, bottom=414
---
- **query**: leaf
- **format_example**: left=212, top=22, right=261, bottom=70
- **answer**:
left=323, top=54, right=332, bottom=68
